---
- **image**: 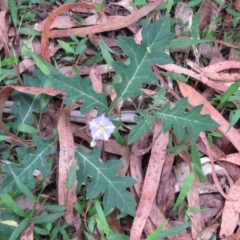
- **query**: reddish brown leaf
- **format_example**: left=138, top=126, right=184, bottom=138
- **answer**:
left=130, top=121, right=168, bottom=240
left=57, top=105, right=77, bottom=226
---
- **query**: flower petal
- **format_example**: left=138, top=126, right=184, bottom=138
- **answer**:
left=89, top=115, right=115, bottom=141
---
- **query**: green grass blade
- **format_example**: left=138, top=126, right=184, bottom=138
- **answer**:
left=9, top=217, right=28, bottom=240
left=173, top=172, right=195, bottom=210
left=0, top=193, right=27, bottom=217
left=30, top=212, right=66, bottom=224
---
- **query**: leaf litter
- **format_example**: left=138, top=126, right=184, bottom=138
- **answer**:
left=1, top=0, right=240, bottom=239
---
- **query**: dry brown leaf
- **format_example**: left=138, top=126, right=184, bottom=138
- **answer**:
left=235, top=0, right=240, bottom=12
left=129, top=134, right=155, bottom=236
left=157, top=154, right=175, bottom=214
left=89, top=65, right=103, bottom=93
left=0, top=0, right=8, bottom=11
left=20, top=224, right=34, bottom=240
left=130, top=135, right=189, bottom=240
left=0, top=10, right=9, bottom=54
left=41, top=2, right=107, bottom=62
left=111, top=0, right=137, bottom=13
left=187, top=177, right=202, bottom=240
left=200, top=132, right=230, bottom=200
left=130, top=121, right=168, bottom=240
left=159, top=63, right=228, bottom=93
left=197, top=140, right=240, bottom=182
left=199, top=0, right=211, bottom=30
left=34, top=15, right=82, bottom=32
left=175, top=2, right=193, bottom=37
left=60, top=64, right=114, bottom=77
left=106, top=209, right=124, bottom=234
left=117, top=146, right=130, bottom=176
left=173, top=138, right=203, bottom=239
left=57, top=105, right=77, bottom=226
left=219, top=153, right=240, bottom=166
left=201, top=223, right=219, bottom=240
left=47, top=0, right=165, bottom=38
left=19, top=59, right=35, bottom=73
left=220, top=179, right=240, bottom=237
left=89, top=35, right=118, bottom=47
left=109, top=89, right=123, bottom=112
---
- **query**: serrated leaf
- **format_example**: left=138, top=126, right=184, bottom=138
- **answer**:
left=48, top=73, right=108, bottom=114
left=155, top=98, right=219, bottom=140
left=75, top=148, right=136, bottom=216
left=11, top=70, right=49, bottom=132
left=152, top=87, right=166, bottom=106
left=128, top=110, right=154, bottom=145
left=0, top=136, right=55, bottom=193
left=111, top=16, right=174, bottom=103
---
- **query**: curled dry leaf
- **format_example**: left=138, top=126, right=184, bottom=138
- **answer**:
left=47, top=0, right=166, bottom=38
left=41, top=2, right=107, bottom=62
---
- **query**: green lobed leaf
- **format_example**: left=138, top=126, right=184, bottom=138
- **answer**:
left=154, top=98, right=219, bottom=141
left=111, top=16, right=174, bottom=105
left=47, top=72, right=108, bottom=114
left=0, top=136, right=55, bottom=193
left=128, top=110, right=155, bottom=145
left=75, top=148, right=137, bottom=216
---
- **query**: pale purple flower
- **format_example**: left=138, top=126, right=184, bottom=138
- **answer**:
left=89, top=115, right=115, bottom=141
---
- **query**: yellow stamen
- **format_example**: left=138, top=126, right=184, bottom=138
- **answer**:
left=98, top=125, right=105, bottom=133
